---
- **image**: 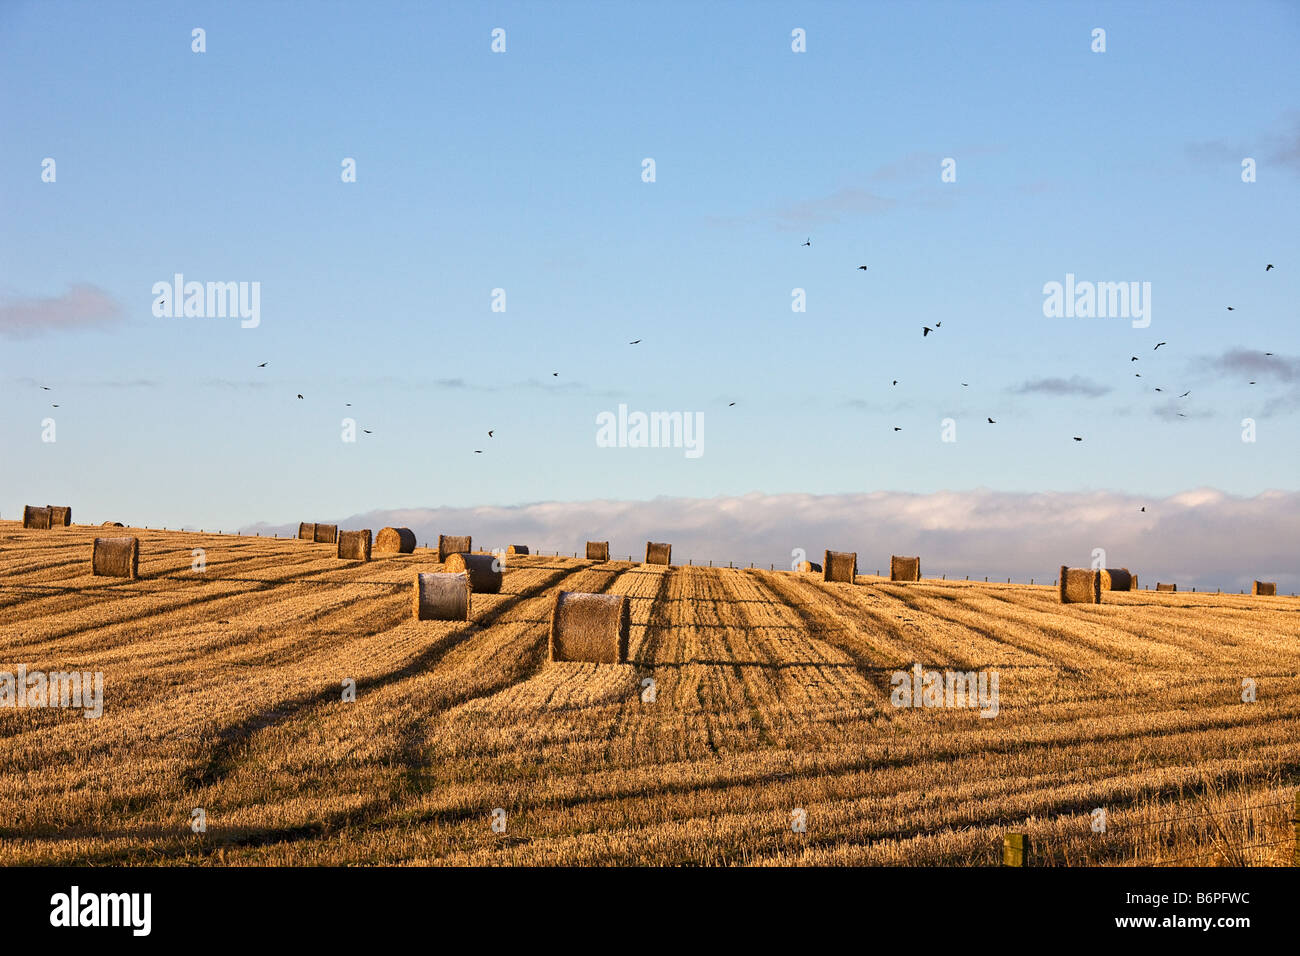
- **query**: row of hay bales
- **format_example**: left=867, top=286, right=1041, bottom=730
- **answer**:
left=1059, top=566, right=1278, bottom=603
left=796, top=551, right=922, bottom=583
left=22, top=505, right=72, bottom=529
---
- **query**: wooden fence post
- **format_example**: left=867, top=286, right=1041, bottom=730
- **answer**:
left=1292, top=792, right=1299, bottom=867
left=1002, top=832, right=1031, bottom=867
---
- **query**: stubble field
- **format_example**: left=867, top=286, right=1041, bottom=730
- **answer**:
left=1, top=521, right=1297, bottom=866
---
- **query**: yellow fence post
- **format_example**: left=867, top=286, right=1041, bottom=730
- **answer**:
left=1002, top=833, right=1030, bottom=867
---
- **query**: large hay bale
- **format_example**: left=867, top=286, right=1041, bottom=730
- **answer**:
left=375, top=526, right=416, bottom=554
left=22, top=506, right=51, bottom=530
left=586, top=541, right=610, bottom=561
left=796, top=561, right=823, bottom=573
left=92, top=536, right=139, bottom=579
left=645, top=541, right=672, bottom=566
left=413, top=572, right=470, bottom=621
left=101, top=521, right=124, bottom=527
left=1156, top=582, right=1176, bottom=592
left=438, top=534, right=472, bottom=562
left=443, top=552, right=502, bottom=593
left=823, top=550, right=857, bottom=583
left=313, top=523, right=338, bottom=544
left=507, top=544, right=529, bottom=555
left=890, top=555, right=921, bottom=582
left=47, top=506, right=72, bottom=527
left=298, top=522, right=316, bottom=541
left=548, top=591, right=630, bottom=664
left=337, top=529, right=372, bottom=561
left=1252, top=581, right=1277, bottom=596
left=1059, top=566, right=1102, bottom=604
left=1099, top=568, right=1133, bottom=591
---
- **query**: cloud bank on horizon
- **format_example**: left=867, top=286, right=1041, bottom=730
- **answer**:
left=245, top=488, right=1300, bottom=593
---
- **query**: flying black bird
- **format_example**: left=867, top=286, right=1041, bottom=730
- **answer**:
left=922, top=326, right=932, bottom=337
left=1135, top=373, right=1142, bottom=377
left=488, top=430, right=494, bottom=437
left=1131, top=356, right=1139, bottom=361
left=1265, top=352, right=1274, bottom=356
left=1249, top=381, right=1256, bottom=385
left=297, top=394, right=303, bottom=399
left=857, top=265, right=868, bottom=271
left=987, top=418, right=996, bottom=424
left=1266, top=264, right=1274, bottom=271
left=1227, top=306, right=1235, bottom=311
left=1154, top=388, right=1163, bottom=392
left=552, top=372, right=558, bottom=377
left=629, top=340, right=641, bottom=345
left=892, top=380, right=898, bottom=386
left=345, top=403, right=351, bottom=406
left=51, top=404, right=58, bottom=408
left=728, top=402, right=736, bottom=406
left=1177, top=413, right=1186, bottom=418
left=40, top=386, right=50, bottom=390
left=474, top=450, right=483, bottom=454
left=363, top=429, right=372, bottom=434
left=802, top=238, right=811, bottom=247
left=961, top=383, right=969, bottom=387
left=935, top=322, right=941, bottom=328
left=1140, top=506, right=1146, bottom=512
left=1179, top=391, right=1190, bottom=398
left=893, top=427, right=902, bottom=431
left=1073, top=436, right=1083, bottom=441
left=1154, top=342, right=1167, bottom=350
left=257, top=362, right=267, bottom=368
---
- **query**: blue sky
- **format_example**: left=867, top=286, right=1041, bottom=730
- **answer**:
left=2, top=0, right=1298, bottom=533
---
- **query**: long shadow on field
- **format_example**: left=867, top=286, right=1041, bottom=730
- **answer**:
left=178, top=563, right=607, bottom=793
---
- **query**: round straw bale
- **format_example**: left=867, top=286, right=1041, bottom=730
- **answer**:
left=92, top=536, right=139, bottom=579
left=438, top=534, right=472, bottom=562
left=337, top=529, right=372, bottom=561
left=1099, top=568, right=1133, bottom=591
left=1155, top=582, right=1176, bottom=592
left=1251, top=580, right=1276, bottom=596
left=443, top=552, right=502, bottom=593
left=890, top=555, right=921, bottom=582
left=823, top=550, right=857, bottom=583
left=313, top=523, right=338, bottom=544
left=47, top=506, right=72, bottom=527
left=796, top=561, right=823, bottom=573
left=548, top=590, right=630, bottom=663
left=645, top=541, right=672, bottom=566
left=586, top=541, right=610, bottom=561
left=1059, top=566, right=1102, bottom=603
left=375, top=526, right=416, bottom=554
left=298, top=522, right=316, bottom=541
left=22, top=506, right=52, bottom=530
left=101, top=521, right=124, bottom=527
left=506, top=544, right=529, bottom=555
left=413, top=571, right=470, bottom=621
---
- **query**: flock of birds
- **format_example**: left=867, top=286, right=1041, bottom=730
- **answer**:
left=30, top=261, right=1276, bottom=483
left=798, top=244, right=1277, bottom=443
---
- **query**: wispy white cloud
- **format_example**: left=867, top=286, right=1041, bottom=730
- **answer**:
left=1012, top=376, right=1111, bottom=398
left=246, top=488, right=1300, bottom=592
left=0, top=284, right=123, bottom=338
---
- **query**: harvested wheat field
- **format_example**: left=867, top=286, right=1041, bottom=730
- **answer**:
left=1, top=520, right=1298, bottom=867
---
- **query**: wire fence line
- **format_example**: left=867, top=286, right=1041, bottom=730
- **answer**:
left=1002, top=792, right=1299, bottom=867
